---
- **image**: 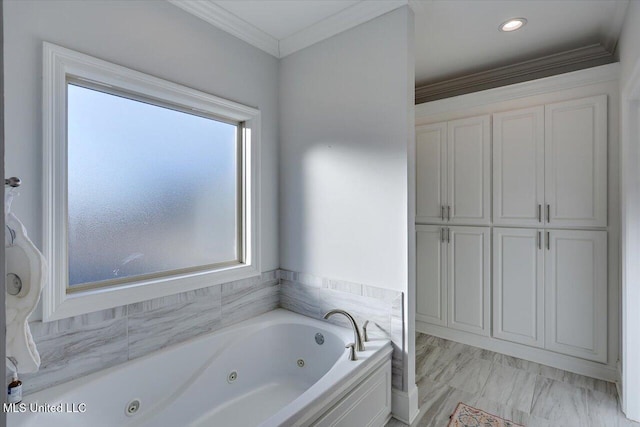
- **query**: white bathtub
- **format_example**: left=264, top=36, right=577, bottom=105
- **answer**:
left=8, top=309, right=393, bottom=427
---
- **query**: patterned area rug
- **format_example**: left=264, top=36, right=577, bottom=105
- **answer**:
left=447, top=403, right=524, bottom=427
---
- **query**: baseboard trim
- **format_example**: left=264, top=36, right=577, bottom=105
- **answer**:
left=417, top=321, right=618, bottom=382
left=617, top=359, right=624, bottom=413
left=391, top=384, right=419, bottom=424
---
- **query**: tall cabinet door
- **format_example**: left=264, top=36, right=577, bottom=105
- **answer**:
left=493, top=228, right=544, bottom=347
left=544, top=229, right=607, bottom=362
left=447, top=116, right=491, bottom=225
left=416, top=225, right=447, bottom=326
left=416, top=123, right=447, bottom=223
left=447, top=226, right=490, bottom=335
left=545, top=95, right=607, bottom=227
left=493, top=107, right=545, bottom=226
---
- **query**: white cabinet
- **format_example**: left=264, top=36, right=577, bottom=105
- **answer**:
left=416, top=123, right=447, bottom=223
left=416, top=225, right=446, bottom=326
left=416, top=115, right=490, bottom=225
left=490, top=96, right=608, bottom=358
left=416, top=89, right=612, bottom=375
left=545, top=96, right=607, bottom=228
left=492, top=228, right=608, bottom=362
left=493, top=107, right=545, bottom=226
left=447, top=226, right=490, bottom=335
left=493, top=228, right=544, bottom=347
left=416, top=225, right=490, bottom=336
left=545, top=229, right=607, bottom=363
left=493, top=97, right=607, bottom=228
left=447, top=116, right=491, bottom=225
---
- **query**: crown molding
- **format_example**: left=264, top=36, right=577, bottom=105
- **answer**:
left=279, top=0, right=408, bottom=57
left=168, top=0, right=408, bottom=59
left=168, top=0, right=280, bottom=57
left=415, top=62, right=620, bottom=119
left=415, top=44, right=615, bottom=104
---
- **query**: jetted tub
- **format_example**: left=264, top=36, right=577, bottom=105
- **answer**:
left=8, top=309, right=393, bottom=427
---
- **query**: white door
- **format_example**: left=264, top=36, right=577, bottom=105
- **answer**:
left=416, top=225, right=446, bottom=326
left=493, top=106, right=545, bottom=226
left=492, top=228, right=544, bottom=347
left=416, top=123, right=447, bottom=223
left=545, top=95, right=607, bottom=227
left=447, top=226, right=490, bottom=336
left=447, top=116, right=491, bottom=225
left=544, top=229, right=607, bottom=362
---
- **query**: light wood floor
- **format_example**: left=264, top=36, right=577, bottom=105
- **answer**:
left=387, top=333, right=640, bottom=427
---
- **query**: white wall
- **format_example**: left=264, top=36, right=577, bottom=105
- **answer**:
left=616, top=1, right=640, bottom=421
left=618, top=1, right=640, bottom=87
left=3, top=1, right=280, bottom=293
left=279, top=7, right=413, bottom=293
left=278, top=6, right=418, bottom=420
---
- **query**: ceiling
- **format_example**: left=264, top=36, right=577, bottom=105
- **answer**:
left=169, top=0, right=407, bottom=57
left=170, top=0, right=629, bottom=85
left=213, top=1, right=360, bottom=40
left=413, top=0, right=629, bottom=86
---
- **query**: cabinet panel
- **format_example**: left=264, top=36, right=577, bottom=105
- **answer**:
left=544, top=229, right=607, bottom=362
left=447, top=116, right=491, bottom=225
left=545, top=96, right=607, bottom=227
left=416, top=225, right=446, bottom=326
left=448, top=226, right=490, bottom=335
left=416, top=123, right=447, bottom=223
left=493, top=107, right=544, bottom=226
left=493, top=228, right=544, bottom=347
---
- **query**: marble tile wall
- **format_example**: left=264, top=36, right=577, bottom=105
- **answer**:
left=279, top=269, right=405, bottom=391
left=18, top=271, right=279, bottom=395
left=16, top=268, right=405, bottom=396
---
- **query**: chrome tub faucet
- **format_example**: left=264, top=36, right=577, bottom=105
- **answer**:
left=323, top=309, right=365, bottom=353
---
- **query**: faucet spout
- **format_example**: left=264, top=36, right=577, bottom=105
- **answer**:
left=323, top=309, right=365, bottom=351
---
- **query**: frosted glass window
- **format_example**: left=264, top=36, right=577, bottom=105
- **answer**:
left=67, top=83, right=241, bottom=288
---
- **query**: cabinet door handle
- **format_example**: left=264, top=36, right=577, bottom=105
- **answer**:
left=546, top=204, right=550, bottom=223
left=537, top=231, right=541, bottom=250
left=546, top=231, right=550, bottom=250
left=447, top=206, right=451, bottom=221
left=447, top=227, right=450, bottom=243
left=441, top=227, right=445, bottom=242
left=441, top=206, right=445, bottom=221
left=538, top=204, right=542, bottom=223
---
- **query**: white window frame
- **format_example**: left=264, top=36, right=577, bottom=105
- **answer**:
left=42, top=42, right=261, bottom=321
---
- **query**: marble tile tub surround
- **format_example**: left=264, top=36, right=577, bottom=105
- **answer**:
left=385, top=333, right=639, bottom=427
left=278, top=269, right=405, bottom=391
left=15, top=268, right=403, bottom=396
left=16, top=271, right=279, bottom=395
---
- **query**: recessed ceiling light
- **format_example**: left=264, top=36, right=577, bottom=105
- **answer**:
left=499, top=18, right=527, bottom=32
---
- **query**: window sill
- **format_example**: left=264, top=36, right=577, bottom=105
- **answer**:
left=43, top=262, right=260, bottom=322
